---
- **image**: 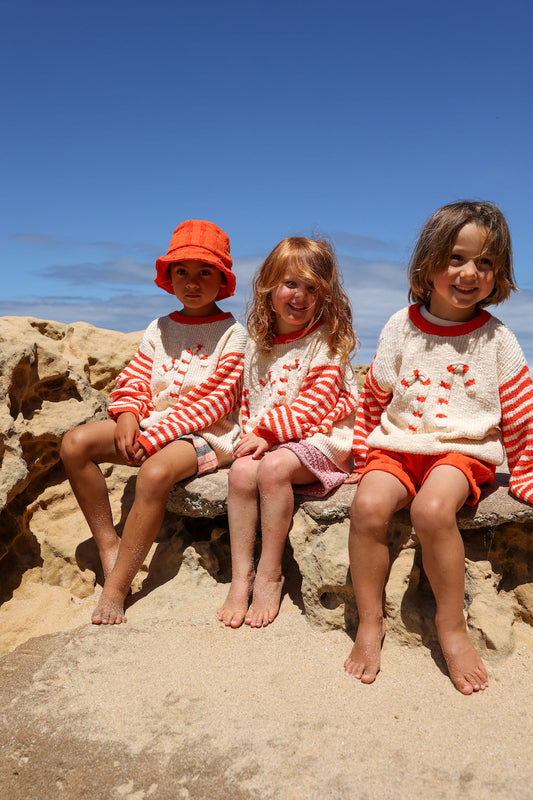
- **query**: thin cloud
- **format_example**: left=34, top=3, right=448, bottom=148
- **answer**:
left=341, top=255, right=409, bottom=293
left=12, top=233, right=159, bottom=259
left=43, top=259, right=154, bottom=286
left=331, top=231, right=397, bottom=253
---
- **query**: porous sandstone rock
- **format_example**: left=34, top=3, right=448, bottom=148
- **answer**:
left=0, top=316, right=141, bottom=605
left=168, top=469, right=533, bottom=661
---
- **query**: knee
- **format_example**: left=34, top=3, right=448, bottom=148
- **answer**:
left=59, top=426, right=85, bottom=465
left=410, top=495, right=457, bottom=538
left=136, top=458, right=175, bottom=499
left=256, top=452, right=291, bottom=493
left=228, top=457, right=256, bottom=494
left=350, top=489, right=391, bottom=534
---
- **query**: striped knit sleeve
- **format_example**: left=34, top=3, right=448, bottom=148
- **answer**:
left=137, top=344, right=245, bottom=455
left=240, top=387, right=250, bottom=429
left=107, top=336, right=154, bottom=421
left=253, top=363, right=349, bottom=444
left=500, top=363, right=533, bottom=504
left=351, top=363, right=392, bottom=470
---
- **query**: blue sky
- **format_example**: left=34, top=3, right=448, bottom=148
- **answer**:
left=2, top=0, right=532, bottom=363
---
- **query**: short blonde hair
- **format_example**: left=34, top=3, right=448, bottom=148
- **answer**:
left=408, top=200, right=517, bottom=307
left=247, top=237, right=358, bottom=361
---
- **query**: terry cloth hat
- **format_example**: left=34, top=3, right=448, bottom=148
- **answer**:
left=154, top=219, right=235, bottom=300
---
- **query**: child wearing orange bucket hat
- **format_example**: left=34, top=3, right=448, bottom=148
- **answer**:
left=60, top=220, right=247, bottom=626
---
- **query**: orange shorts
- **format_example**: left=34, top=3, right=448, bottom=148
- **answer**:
left=359, top=449, right=496, bottom=506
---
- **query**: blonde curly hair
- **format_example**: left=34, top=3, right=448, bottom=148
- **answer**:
left=247, top=236, right=358, bottom=361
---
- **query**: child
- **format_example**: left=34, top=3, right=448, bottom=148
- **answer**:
left=344, top=200, right=533, bottom=694
left=218, top=236, right=358, bottom=628
left=60, top=219, right=247, bottom=625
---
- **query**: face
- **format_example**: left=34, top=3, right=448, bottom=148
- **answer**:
left=170, top=259, right=223, bottom=316
left=270, top=270, right=319, bottom=335
left=429, top=223, right=496, bottom=322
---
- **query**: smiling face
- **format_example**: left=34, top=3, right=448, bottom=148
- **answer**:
left=429, top=223, right=496, bottom=322
left=270, top=270, right=319, bottom=335
left=170, top=259, right=223, bottom=317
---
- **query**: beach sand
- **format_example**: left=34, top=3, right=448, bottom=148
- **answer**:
left=1, top=577, right=533, bottom=800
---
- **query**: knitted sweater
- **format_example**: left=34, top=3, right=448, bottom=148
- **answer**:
left=242, top=323, right=358, bottom=472
left=352, top=304, right=533, bottom=503
left=107, top=311, right=247, bottom=465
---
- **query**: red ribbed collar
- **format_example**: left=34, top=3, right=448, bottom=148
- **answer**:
left=273, top=321, right=323, bottom=345
left=408, top=304, right=491, bottom=337
left=169, top=311, right=234, bottom=325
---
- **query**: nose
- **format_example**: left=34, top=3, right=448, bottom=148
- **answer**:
left=460, top=259, right=478, bottom=279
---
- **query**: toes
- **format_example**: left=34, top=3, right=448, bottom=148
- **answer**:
left=226, top=610, right=246, bottom=628
left=361, top=668, right=377, bottom=684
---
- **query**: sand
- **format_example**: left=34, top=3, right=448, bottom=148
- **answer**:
left=1, top=580, right=533, bottom=800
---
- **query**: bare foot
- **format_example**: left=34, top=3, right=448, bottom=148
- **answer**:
left=438, top=625, right=488, bottom=694
left=92, top=587, right=127, bottom=625
left=344, top=617, right=385, bottom=683
left=217, top=574, right=255, bottom=628
left=245, top=574, right=285, bottom=627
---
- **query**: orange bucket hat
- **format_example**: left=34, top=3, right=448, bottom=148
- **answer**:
left=154, top=219, right=235, bottom=300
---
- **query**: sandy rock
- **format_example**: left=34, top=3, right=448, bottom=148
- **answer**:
left=168, top=469, right=533, bottom=659
left=0, top=316, right=141, bottom=599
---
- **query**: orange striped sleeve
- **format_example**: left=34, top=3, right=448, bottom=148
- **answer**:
left=351, top=364, right=392, bottom=470
left=500, top=365, right=533, bottom=504
left=253, top=364, right=352, bottom=443
left=137, top=350, right=245, bottom=454
left=107, top=347, right=154, bottom=420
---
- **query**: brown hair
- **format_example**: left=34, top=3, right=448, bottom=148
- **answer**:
left=408, top=200, right=517, bottom=307
left=247, top=236, right=358, bottom=360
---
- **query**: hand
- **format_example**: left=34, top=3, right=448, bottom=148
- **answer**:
left=114, top=412, right=140, bottom=463
left=233, top=432, right=272, bottom=460
left=344, top=471, right=361, bottom=485
left=132, top=440, right=149, bottom=465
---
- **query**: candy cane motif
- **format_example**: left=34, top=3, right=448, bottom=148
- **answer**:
left=168, top=344, right=208, bottom=398
left=400, top=368, right=431, bottom=432
left=435, top=363, right=476, bottom=427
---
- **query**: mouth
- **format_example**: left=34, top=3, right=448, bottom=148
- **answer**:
left=452, top=285, right=477, bottom=295
left=288, top=303, right=310, bottom=312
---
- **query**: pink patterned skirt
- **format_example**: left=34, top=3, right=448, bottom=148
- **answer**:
left=278, top=441, right=347, bottom=497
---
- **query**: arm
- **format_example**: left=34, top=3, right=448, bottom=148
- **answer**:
left=500, top=364, right=533, bottom=504
left=252, top=363, right=354, bottom=444
left=107, top=336, right=154, bottom=421
left=138, top=348, right=245, bottom=455
left=351, top=363, right=392, bottom=470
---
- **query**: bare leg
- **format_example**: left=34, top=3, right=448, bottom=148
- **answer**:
left=246, top=449, right=316, bottom=627
left=217, top=456, right=261, bottom=627
left=344, top=471, right=410, bottom=683
left=91, top=439, right=198, bottom=624
left=60, top=420, right=130, bottom=577
left=411, top=467, right=488, bottom=694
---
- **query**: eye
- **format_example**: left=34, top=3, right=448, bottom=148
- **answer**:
left=477, top=257, right=493, bottom=270
left=307, top=285, right=317, bottom=294
left=285, top=280, right=297, bottom=288
left=200, top=269, right=214, bottom=276
left=173, top=266, right=187, bottom=276
left=449, top=254, right=463, bottom=263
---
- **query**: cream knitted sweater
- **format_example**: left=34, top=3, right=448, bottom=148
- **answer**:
left=107, top=311, right=247, bottom=465
left=353, top=304, right=533, bottom=503
left=242, top=323, right=358, bottom=472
